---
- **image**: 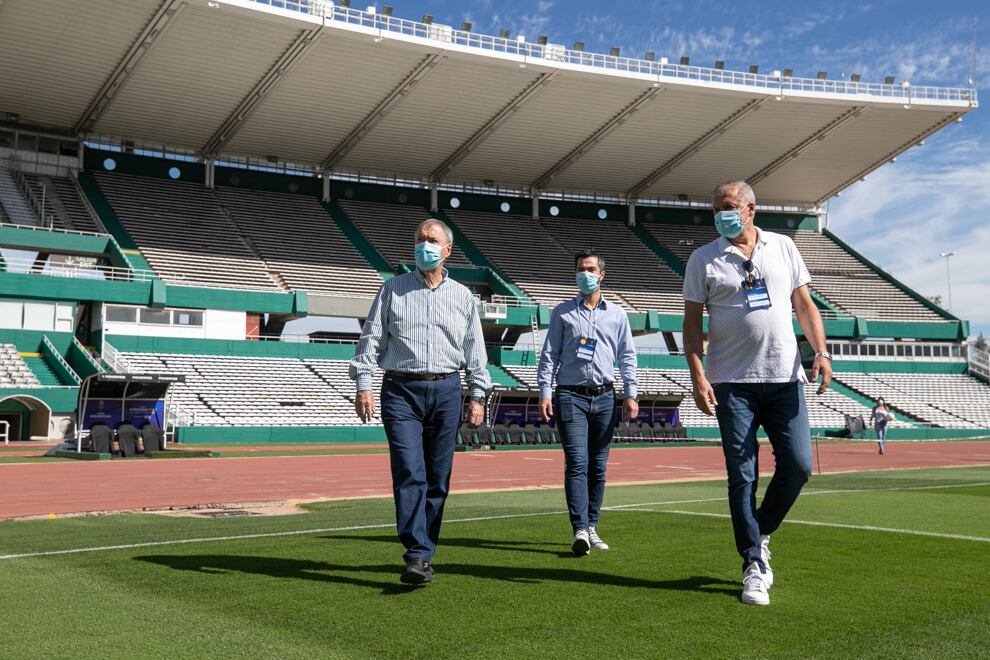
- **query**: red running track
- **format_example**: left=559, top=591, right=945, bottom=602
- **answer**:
left=1, top=442, right=989, bottom=519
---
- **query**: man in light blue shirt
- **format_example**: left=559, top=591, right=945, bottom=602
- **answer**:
left=538, top=248, right=638, bottom=555
left=350, top=218, right=491, bottom=585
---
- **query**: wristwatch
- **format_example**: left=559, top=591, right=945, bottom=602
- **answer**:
left=469, top=395, right=486, bottom=405
left=814, top=351, right=833, bottom=362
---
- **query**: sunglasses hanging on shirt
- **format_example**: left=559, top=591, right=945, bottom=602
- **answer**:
left=742, top=260, right=755, bottom=290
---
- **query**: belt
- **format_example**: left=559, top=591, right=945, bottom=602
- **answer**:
left=385, top=371, right=458, bottom=381
left=558, top=383, right=614, bottom=396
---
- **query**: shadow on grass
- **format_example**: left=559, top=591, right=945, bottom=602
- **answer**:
left=134, top=554, right=738, bottom=598
left=323, top=533, right=573, bottom=558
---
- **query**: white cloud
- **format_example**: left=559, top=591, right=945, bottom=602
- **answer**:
left=828, top=130, right=990, bottom=338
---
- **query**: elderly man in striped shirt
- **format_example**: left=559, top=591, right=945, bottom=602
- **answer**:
left=350, top=218, right=491, bottom=586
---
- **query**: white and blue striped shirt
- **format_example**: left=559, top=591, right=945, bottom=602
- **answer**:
left=349, top=269, right=491, bottom=398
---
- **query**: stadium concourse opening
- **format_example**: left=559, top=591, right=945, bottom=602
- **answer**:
left=0, top=394, right=50, bottom=442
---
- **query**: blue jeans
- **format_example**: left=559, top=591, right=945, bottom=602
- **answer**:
left=380, top=374, right=462, bottom=562
left=554, top=389, right=617, bottom=531
left=713, top=381, right=813, bottom=571
left=876, top=421, right=888, bottom=447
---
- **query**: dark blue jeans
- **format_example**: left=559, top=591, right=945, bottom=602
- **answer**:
left=380, top=374, right=462, bottom=562
left=713, top=381, right=813, bottom=571
left=554, top=389, right=617, bottom=531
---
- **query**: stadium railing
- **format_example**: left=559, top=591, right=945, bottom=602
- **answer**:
left=252, top=0, right=976, bottom=105
left=490, top=294, right=533, bottom=308
left=1, top=256, right=160, bottom=283
left=257, top=334, right=358, bottom=345
left=0, top=220, right=111, bottom=240
left=968, top=346, right=990, bottom=381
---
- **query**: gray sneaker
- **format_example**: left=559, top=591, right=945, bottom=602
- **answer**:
left=588, top=526, right=609, bottom=550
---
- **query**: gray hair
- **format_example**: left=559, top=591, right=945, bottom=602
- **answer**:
left=415, top=218, right=453, bottom=245
left=711, top=180, right=756, bottom=207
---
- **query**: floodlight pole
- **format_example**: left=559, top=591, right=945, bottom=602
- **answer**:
left=939, top=251, right=955, bottom=310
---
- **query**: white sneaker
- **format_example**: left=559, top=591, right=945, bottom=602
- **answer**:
left=571, top=529, right=591, bottom=556
left=588, top=526, right=609, bottom=551
left=742, top=561, right=770, bottom=606
left=760, top=535, right=774, bottom=588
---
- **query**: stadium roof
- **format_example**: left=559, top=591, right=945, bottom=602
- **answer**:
left=0, top=0, right=978, bottom=208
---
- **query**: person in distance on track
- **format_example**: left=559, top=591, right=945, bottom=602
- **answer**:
left=350, top=218, right=491, bottom=586
left=538, top=248, right=639, bottom=556
left=682, top=180, right=831, bottom=606
left=870, top=398, right=894, bottom=455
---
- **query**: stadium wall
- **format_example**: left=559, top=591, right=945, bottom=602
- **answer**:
left=175, top=425, right=386, bottom=444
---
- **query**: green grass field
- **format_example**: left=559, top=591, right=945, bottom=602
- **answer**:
left=1, top=466, right=987, bottom=659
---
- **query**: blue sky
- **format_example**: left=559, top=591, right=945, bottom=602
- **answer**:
left=372, top=0, right=988, bottom=338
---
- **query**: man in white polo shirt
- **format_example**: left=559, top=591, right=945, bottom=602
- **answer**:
left=682, top=180, right=832, bottom=606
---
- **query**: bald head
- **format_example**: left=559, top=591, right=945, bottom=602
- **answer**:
left=415, top=218, right=453, bottom=245
left=711, top=181, right=755, bottom=210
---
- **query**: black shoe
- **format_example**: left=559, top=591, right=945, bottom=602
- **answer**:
left=400, top=559, right=434, bottom=585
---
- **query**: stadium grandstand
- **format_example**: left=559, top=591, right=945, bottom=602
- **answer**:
left=0, top=0, right=987, bottom=448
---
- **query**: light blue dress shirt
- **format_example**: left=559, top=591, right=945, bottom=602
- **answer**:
left=349, top=269, right=492, bottom=399
left=537, top=294, right=638, bottom=400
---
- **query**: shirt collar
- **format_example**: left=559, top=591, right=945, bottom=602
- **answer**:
left=719, top=226, right=766, bottom=255
left=573, top=293, right=608, bottom=310
left=415, top=267, right=449, bottom=286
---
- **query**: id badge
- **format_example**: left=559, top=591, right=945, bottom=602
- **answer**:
left=746, top=278, right=771, bottom=310
left=576, top=337, right=597, bottom=361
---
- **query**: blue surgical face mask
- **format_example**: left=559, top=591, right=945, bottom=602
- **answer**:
left=576, top=271, right=600, bottom=294
left=714, top=208, right=748, bottom=239
left=414, top=241, right=443, bottom=271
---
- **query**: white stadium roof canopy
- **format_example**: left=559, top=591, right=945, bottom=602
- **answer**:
left=0, top=0, right=977, bottom=208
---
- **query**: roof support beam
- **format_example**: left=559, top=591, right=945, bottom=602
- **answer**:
left=203, top=25, right=326, bottom=157
left=321, top=52, right=446, bottom=170
left=430, top=72, right=558, bottom=182
left=815, top=111, right=966, bottom=206
left=625, top=98, right=765, bottom=200
left=73, top=0, right=186, bottom=135
left=531, top=85, right=663, bottom=191
left=746, top=106, right=867, bottom=185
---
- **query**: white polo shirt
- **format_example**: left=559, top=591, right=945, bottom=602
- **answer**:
left=683, top=227, right=811, bottom=384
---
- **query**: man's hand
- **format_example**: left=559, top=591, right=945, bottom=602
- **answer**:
left=811, top=355, right=832, bottom=395
left=623, top=398, right=639, bottom=422
left=466, top=400, right=484, bottom=428
left=355, top=390, right=375, bottom=423
left=539, top=398, right=554, bottom=423
left=692, top=376, right=717, bottom=416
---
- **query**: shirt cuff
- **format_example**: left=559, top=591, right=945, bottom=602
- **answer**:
left=539, top=386, right=553, bottom=400
left=356, top=374, right=373, bottom=392
left=624, top=386, right=638, bottom=400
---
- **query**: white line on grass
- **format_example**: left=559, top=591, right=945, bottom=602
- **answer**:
left=803, top=481, right=990, bottom=496
left=2, top=481, right=988, bottom=560
left=652, top=510, right=990, bottom=543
